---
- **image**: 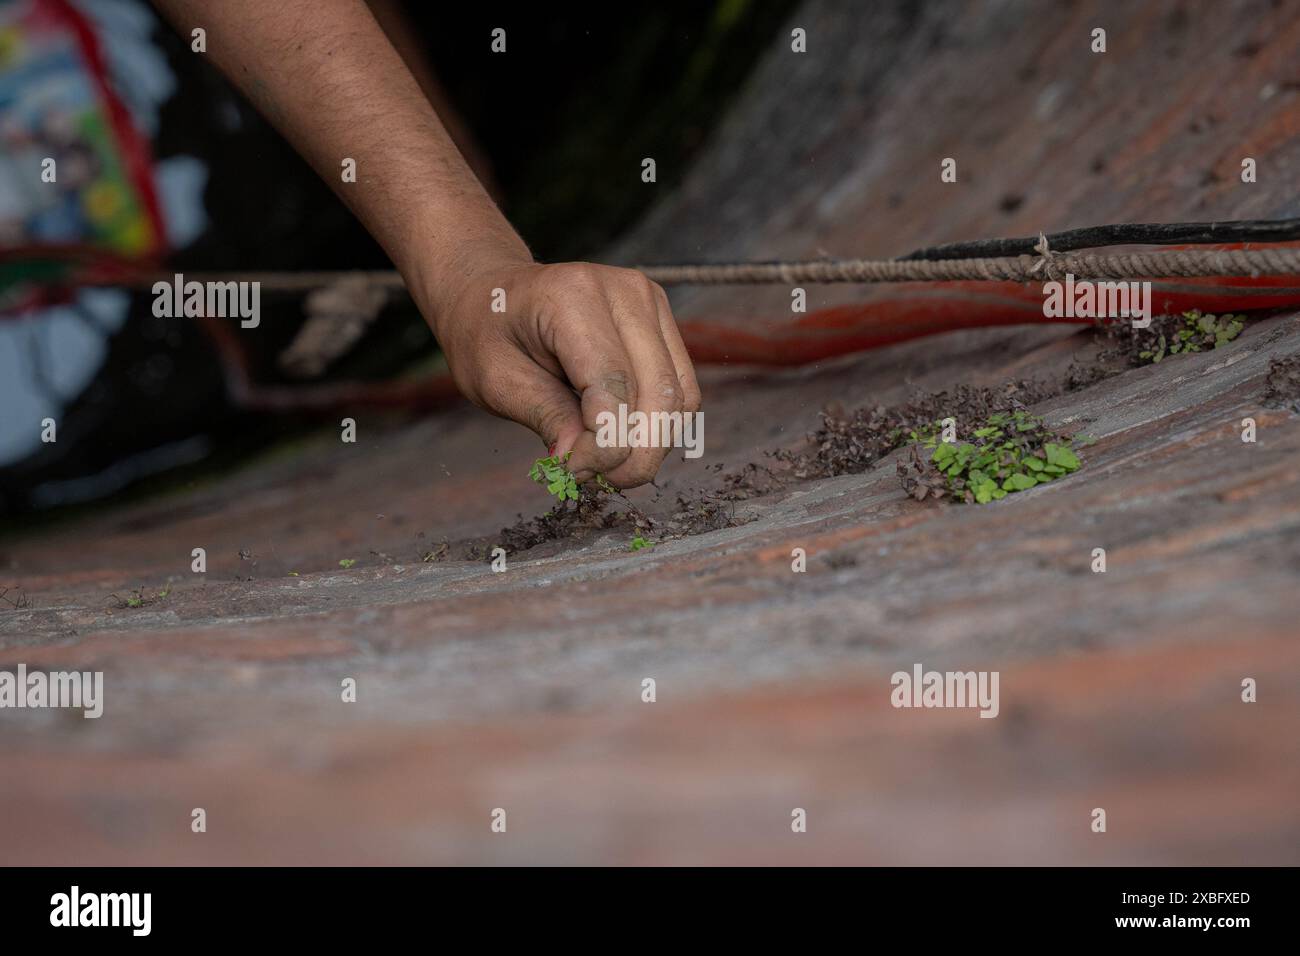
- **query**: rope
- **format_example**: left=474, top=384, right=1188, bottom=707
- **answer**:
left=82, top=244, right=1300, bottom=293
left=636, top=245, right=1300, bottom=285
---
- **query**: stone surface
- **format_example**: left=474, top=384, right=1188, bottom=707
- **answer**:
left=1, top=0, right=1298, bottom=864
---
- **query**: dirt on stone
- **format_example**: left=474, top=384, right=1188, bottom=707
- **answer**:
left=107, top=586, right=167, bottom=610
left=455, top=319, right=1274, bottom=561
left=1097, top=310, right=1247, bottom=367
left=774, top=379, right=1061, bottom=481
left=716, top=462, right=786, bottom=500
left=772, top=313, right=1264, bottom=487
left=1262, top=355, right=1300, bottom=411
left=463, top=480, right=755, bottom=560
left=661, top=491, right=751, bottom=537
left=419, top=538, right=451, bottom=563
left=503, top=488, right=641, bottom=552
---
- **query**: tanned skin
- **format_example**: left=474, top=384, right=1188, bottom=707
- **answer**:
left=153, top=0, right=700, bottom=488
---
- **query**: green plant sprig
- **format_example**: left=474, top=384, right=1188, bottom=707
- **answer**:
left=529, top=454, right=626, bottom=505
left=529, top=453, right=580, bottom=503
left=1139, top=310, right=1244, bottom=364
left=901, top=410, right=1082, bottom=504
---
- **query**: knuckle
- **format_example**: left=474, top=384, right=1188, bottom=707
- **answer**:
left=653, top=375, right=685, bottom=409
left=681, top=380, right=703, bottom=413
left=604, top=268, right=656, bottom=308
left=598, top=366, right=635, bottom=405
left=556, top=262, right=604, bottom=294
left=632, top=272, right=661, bottom=306
left=546, top=304, right=590, bottom=339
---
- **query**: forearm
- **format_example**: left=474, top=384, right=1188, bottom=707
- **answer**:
left=153, top=0, right=701, bottom=489
left=152, top=0, right=530, bottom=329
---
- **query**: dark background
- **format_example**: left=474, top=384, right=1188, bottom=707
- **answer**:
left=0, top=0, right=794, bottom=519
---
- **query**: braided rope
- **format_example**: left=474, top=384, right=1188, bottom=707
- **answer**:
left=71, top=244, right=1300, bottom=291
left=636, top=245, right=1300, bottom=285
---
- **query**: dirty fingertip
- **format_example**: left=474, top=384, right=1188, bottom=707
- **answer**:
left=550, top=423, right=585, bottom=463
left=567, top=431, right=629, bottom=477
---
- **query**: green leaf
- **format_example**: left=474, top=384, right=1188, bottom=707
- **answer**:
left=1007, top=472, right=1038, bottom=491
left=1053, top=447, right=1080, bottom=470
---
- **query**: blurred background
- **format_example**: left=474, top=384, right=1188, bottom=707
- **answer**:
left=0, top=0, right=793, bottom=519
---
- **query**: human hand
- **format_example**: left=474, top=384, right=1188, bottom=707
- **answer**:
left=424, top=259, right=701, bottom=489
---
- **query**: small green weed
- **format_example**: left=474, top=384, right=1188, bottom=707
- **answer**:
left=109, top=586, right=169, bottom=610
left=630, top=535, right=653, bottom=552
left=338, top=558, right=356, bottom=569
left=900, top=410, right=1083, bottom=504
left=1138, top=310, right=1244, bottom=364
left=529, top=454, right=580, bottom=503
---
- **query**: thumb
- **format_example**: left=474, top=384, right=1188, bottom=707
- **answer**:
left=497, top=360, right=584, bottom=455
left=484, top=355, right=629, bottom=479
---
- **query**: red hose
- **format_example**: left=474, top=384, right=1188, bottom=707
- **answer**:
left=677, top=246, right=1300, bottom=366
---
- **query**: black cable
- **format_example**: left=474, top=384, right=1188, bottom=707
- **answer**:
left=899, top=217, right=1300, bottom=261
